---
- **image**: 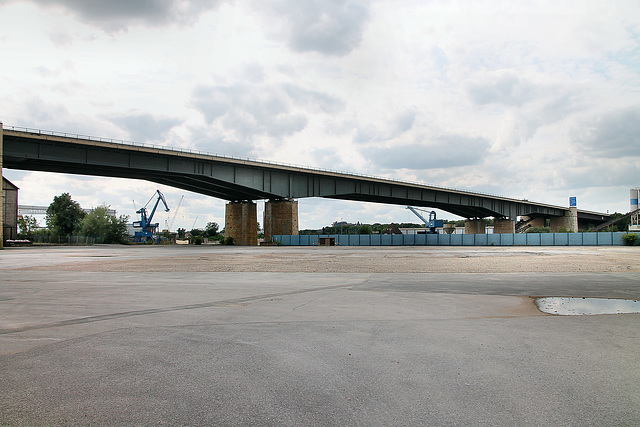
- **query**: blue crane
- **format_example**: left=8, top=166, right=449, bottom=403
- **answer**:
left=133, top=190, right=170, bottom=242
left=406, top=206, right=443, bottom=234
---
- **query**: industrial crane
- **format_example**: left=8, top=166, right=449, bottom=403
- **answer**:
left=406, top=206, right=443, bottom=234
left=167, top=195, right=184, bottom=232
left=133, top=190, right=170, bottom=242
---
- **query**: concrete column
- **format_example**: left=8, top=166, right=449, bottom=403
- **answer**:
left=550, top=207, right=578, bottom=233
left=264, top=199, right=298, bottom=241
left=225, top=201, right=258, bottom=246
left=494, top=218, right=515, bottom=234
left=465, top=219, right=486, bottom=234
left=1, top=122, right=4, bottom=249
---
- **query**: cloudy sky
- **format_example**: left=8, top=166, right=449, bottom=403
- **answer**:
left=1, top=0, right=639, bottom=231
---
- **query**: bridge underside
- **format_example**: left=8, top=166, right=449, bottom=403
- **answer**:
left=15, top=159, right=276, bottom=202
left=329, top=193, right=504, bottom=219
left=2, top=128, right=610, bottom=244
left=6, top=152, right=563, bottom=220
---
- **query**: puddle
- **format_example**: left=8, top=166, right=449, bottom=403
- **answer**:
left=535, top=297, right=640, bottom=316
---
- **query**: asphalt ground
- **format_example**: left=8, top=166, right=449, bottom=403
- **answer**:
left=1, top=245, right=639, bottom=426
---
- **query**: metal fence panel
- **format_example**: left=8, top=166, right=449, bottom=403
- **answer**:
left=475, top=234, right=488, bottom=246
left=427, top=234, right=439, bottom=245
left=582, top=233, right=597, bottom=245
left=596, top=233, right=612, bottom=245
left=450, top=234, right=463, bottom=245
left=514, top=234, right=527, bottom=245
left=569, top=234, right=583, bottom=245
left=337, top=235, right=349, bottom=246
left=274, top=232, right=628, bottom=246
left=527, top=233, right=541, bottom=246
left=462, top=235, right=474, bottom=246
left=500, top=234, right=514, bottom=245
left=613, top=232, right=625, bottom=245
left=487, top=234, right=501, bottom=246
left=540, top=234, right=554, bottom=245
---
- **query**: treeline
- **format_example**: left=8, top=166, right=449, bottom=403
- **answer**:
left=299, top=219, right=481, bottom=235
left=18, top=193, right=129, bottom=244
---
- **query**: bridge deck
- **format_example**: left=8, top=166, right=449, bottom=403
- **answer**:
left=2, top=126, right=609, bottom=222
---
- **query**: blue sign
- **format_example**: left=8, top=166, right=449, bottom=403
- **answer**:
left=569, top=197, right=577, bottom=207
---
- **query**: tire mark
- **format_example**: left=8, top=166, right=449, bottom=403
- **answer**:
left=0, top=283, right=354, bottom=335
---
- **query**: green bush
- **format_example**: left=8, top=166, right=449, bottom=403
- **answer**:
left=557, top=227, right=574, bottom=233
left=526, top=226, right=551, bottom=233
left=194, top=236, right=203, bottom=245
left=622, top=233, right=638, bottom=246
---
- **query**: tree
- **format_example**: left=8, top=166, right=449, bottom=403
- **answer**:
left=46, top=193, right=86, bottom=236
left=81, top=204, right=130, bottom=244
left=204, top=222, right=219, bottom=238
left=605, top=213, right=630, bottom=232
left=105, top=214, right=130, bottom=244
left=81, top=205, right=110, bottom=238
left=18, top=215, right=39, bottom=238
left=177, top=228, right=186, bottom=239
left=358, top=224, right=373, bottom=234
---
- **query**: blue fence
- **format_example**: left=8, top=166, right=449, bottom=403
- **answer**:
left=273, top=232, right=628, bottom=246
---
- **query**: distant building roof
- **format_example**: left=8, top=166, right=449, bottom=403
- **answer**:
left=383, top=223, right=402, bottom=234
left=2, top=176, right=19, bottom=190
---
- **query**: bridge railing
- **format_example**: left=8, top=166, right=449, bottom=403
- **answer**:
left=2, top=124, right=530, bottom=201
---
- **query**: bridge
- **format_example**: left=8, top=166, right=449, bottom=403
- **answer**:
left=1, top=124, right=609, bottom=245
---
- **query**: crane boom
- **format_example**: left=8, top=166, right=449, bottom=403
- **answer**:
left=406, top=206, right=443, bottom=234
left=168, top=195, right=184, bottom=231
left=146, top=190, right=170, bottom=225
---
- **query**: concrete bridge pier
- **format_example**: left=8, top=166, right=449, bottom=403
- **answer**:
left=225, top=201, right=258, bottom=246
left=465, top=219, right=486, bottom=234
left=264, top=199, right=298, bottom=242
left=550, top=207, right=578, bottom=232
left=494, top=218, right=516, bottom=234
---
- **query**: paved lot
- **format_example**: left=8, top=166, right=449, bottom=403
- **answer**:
left=1, top=245, right=639, bottom=426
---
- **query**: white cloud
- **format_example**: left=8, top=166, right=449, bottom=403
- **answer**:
left=1, top=0, right=639, bottom=227
left=109, top=112, right=182, bottom=142
left=363, top=135, right=491, bottom=170
left=575, top=106, right=640, bottom=158
left=257, top=0, right=371, bottom=56
left=3, top=0, right=222, bottom=32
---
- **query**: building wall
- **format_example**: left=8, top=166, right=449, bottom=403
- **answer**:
left=2, top=177, right=19, bottom=241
